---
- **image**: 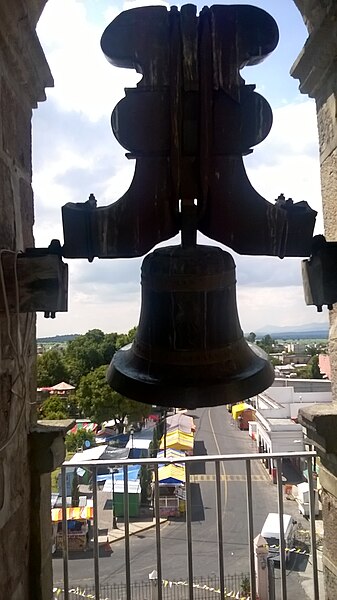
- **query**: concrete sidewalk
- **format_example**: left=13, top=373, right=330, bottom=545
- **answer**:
left=100, top=517, right=168, bottom=546
left=78, top=485, right=168, bottom=548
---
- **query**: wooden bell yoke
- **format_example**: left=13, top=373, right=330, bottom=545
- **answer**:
left=61, top=5, right=317, bottom=407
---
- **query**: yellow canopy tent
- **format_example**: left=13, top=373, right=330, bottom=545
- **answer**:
left=157, top=448, right=186, bottom=461
left=51, top=506, right=93, bottom=522
left=160, top=429, right=194, bottom=452
left=156, top=464, right=186, bottom=484
left=231, top=402, right=251, bottom=420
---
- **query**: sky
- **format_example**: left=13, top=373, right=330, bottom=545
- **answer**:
left=33, top=0, right=329, bottom=338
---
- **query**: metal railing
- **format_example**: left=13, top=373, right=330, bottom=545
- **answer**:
left=57, top=451, right=319, bottom=600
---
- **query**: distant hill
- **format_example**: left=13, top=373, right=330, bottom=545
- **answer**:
left=253, top=322, right=329, bottom=340
left=37, top=334, right=79, bottom=344
left=38, top=323, right=329, bottom=344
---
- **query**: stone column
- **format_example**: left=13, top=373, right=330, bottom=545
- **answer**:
left=291, top=3, right=337, bottom=400
left=29, top=420, right=74, bottom=600
left=254, top=534, right=269, bottom=600
left=298, top=405, right=337, bottom=599
left=0, top=2, right=53, bottom=599
left=292, top=6, right=337, bottom=599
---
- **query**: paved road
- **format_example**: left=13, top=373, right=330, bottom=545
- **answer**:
left=53, top=406, right=311, bottom=598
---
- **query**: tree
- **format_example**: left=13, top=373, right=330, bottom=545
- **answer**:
left=246, top=332, right=256, bottom=343
left=63, top=329, right=111, bottom=386
left=140, top=465, right=152, bottom=504
left=310, top=355, right=323, bottom=379
left=63, top=328, right=137, bottom=386
left=65, top=429, right=95, bottom=453
left=240, top=575, right=250, bottom=596
left=257, top=334, right=275, bottom=354
left=75, top=364, right=150, bottom=428
left=39, top=395, right=71, bottom=420
left=115, top=327, right=137, bottom=350
left=39, top=392, right=79, bottom=420
left=37, top=349, right=69, bottom=387
left=71, top=470, right=80, bottom=507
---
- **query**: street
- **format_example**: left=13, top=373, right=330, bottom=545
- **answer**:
left=53, top=405, right=312, bottom=597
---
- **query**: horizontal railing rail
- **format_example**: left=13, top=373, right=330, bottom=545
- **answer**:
left=62, top=450, right=316, bottom=468
left=57, top=451, right=319, bottom=600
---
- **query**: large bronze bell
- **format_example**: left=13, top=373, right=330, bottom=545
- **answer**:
left=107, top=244, right=274, bottom=408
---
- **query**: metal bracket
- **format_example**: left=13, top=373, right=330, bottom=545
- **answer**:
left=302, top=235, right=337, bottom=311
left=0, top=240, right=68, bottom=317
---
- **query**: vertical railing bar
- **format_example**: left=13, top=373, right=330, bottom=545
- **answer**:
left=276, top=459, right=287, bottom=600
left=307, top=458, right=320, bottom=599
left=92, top=465, right=100, bottom=600
left=154, top=463, right=163, bottom=600
left=215, top=461, right=225, bottom=600
left=123, top=464, right=131, bottom=600
left=185, top=462, right=194, bottom=600
left=245, top=460, right=257, bottom=600
left=61, top=465, right=69, bottom=600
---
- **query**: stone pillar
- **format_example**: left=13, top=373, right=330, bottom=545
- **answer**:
left=292, top=6, right=337, bottom=599
left=29, top=420, right=74, bottom=600
left=298, top=405, right=337, bottom=599
left=291, top=2, right=337, bottom=401
left=254, top=534, right=269, bottom=600
left=0, top=2, right=53, bottom=599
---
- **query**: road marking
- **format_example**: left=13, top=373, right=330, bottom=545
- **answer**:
left=190, top=474, right=270, bottom=482
left=207, top=409, right=228, bottom=508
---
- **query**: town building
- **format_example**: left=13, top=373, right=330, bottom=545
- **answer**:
left=251, top=380, right=331, bottom=482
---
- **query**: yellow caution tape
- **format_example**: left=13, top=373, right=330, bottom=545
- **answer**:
left=54, top=582, right=250, bottom=600
left=161, top=579, right=250, bottom=598
left=268, top=544, right=310, bottom=556
left=53, top=588, right=109, bottom=600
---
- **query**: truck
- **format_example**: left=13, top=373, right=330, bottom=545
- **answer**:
left=261, top=512, right=297, bottom=563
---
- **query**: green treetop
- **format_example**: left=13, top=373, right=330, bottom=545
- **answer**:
left=75, top=364, right=150, bottom=428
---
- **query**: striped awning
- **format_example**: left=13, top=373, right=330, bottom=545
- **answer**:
left=157, top=449, right=186, bottom=461
left=160, top=430, right=194, bottom=451
left=157, top=464, right=186, bottom=484
left=51, top=506, right=93, bottom=522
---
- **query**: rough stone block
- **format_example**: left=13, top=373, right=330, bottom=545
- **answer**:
left=316, top=93, right=337, bottom=162
left=320, top=149, right=337, bottom=240
left=19, top=178, right=34, bottom=248
left=0, top=156, right=15, bottom=248
left=298, top=403, right=337, bottom=454
left=322, top=490, right=337, bottom=599
left=1, top=76, right=32, bottom=172
left=0, top=505, right=29, bottom=599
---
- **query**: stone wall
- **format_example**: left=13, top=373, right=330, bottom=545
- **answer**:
left=0, top=1, right=52, bottom=599
left=292, top=3, right=337, bottom=598
left=293, top=0, right=334, bottom=32
left=291, top=2, right=337, bottom=397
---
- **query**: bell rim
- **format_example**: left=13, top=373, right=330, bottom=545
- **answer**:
left=107, top=343, right=274, bottom=408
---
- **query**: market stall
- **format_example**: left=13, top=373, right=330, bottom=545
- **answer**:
left=52, top=506, right=93, bottom=552
left=160, top=429, right=194, bottom=454
left=232, top=402, right=252, bottom=421
left=155, top=463, right=186, bottom=517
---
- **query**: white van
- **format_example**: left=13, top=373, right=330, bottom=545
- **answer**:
left=261, top=512, right=296, bottom=563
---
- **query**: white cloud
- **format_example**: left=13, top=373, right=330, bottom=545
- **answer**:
left=237, top=284, right=328, bottom=333
left=123, top=0, right=169, bottom=9
left=37, top=0, right=140, bottom=122
left=244, top=100, right=323, bottom=232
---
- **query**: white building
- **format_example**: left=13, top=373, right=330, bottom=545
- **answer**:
left=250, top=379, right=332, bottom=482
left=284, top=342, right=306, bottom=354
